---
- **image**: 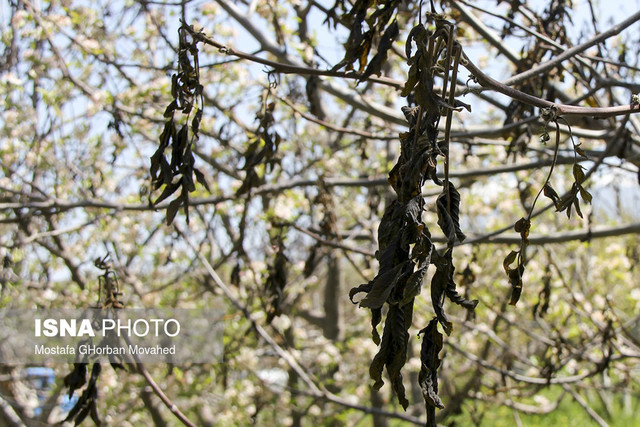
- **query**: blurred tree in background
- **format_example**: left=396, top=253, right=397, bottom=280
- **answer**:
left=1, top=0, right=640, bottom=425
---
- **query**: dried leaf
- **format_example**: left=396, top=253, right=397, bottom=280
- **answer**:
left=514, top=217, right=530, bottom=241
left=436, top=184, right=466, bottom=244
left=163, top=99, right=178, bottom=118
left=360, top=20, right=399, bottom=81
left=63, top=363, right=87, bottom=398
left=579, top=185, right=592, bottom=204
left=573, top=163, right=585, bottom=183
left=193, top=168, right=210, bottom=192
left=419, top=317, right=445, bottom=427
left=369, top=304, right=412, bottom=410
left=543, top=183, right=560, bottom=206
left=573, top=198, right=583, bottom=218
left=154, top=182, right=180, bottom=206
left=166, top=198, right=181, bottom=225
left=359, top=262, right=409, bottom=309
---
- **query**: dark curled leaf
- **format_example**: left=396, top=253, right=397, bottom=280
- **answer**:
left=65, top=363, right=102, bottom=426
left=349, top=281, right=373, bottom=304
left=192, top=108, right=203, bottom=134
left=163, top=99, right=178, bottom=118
left=503, top=250, right=525, bottom=305
left=158, top=156, right=172, bottom=187
left=371, top=307, right=382, bottom=345
left=573, top=197, right=583, bottom=218
left=400, top=264, right=429, bottom=306
left=357, top=33, right=372, bottom=72
left=543, top=183, right=560, bottom=207
left=508, top=265, right=525, bottom=305
left=149, top=150, right=163, bottom=181
left=171, top=73, right=179, bottom=98
left=401, top=105, right=421, bottom=128
left=404, top=195, right=423, bottom=225
left=360, top=20, right=399, bottom=81
left=158, top=120, right=175, bottom=149
left=183, top=167, right=196, bottom=193
left=154, top=181, right=180, bottom=206
left=359, top=262, right=408, bottom=309
left=402, top=63, right=419, bottom=97
left=193, top=168, right=210, bottom=192
left=503, top=250, right=518, bottom=271
left=436, top=184, right=466, bottom=244
left=453, top=98, right=472, bottom=112
left=369, top=304, right=412, bottom=410
left=430, top=249, right=477, bottom=332
left=440, top=250, right=478, bottom=311
left=170, top=125, right=189, bottom=170
left=419, top=318, right=445, bottom=427
left=166, top=198, right=181, bottom=225
left=430, top=258, right=452, bottom=335
left=405, top=24, right=428, bottom=61
left=182, top=188, right=190, bottom=224
left=514, top=217, right=530, bottom=242
left=90, top=400, right=101, bottom=425
left=63, top=363, right=87, bottom=398
left=400, top=196, right=425, bottom=249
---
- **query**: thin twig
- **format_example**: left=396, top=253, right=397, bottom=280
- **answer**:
left=136, top=363, right=197, bottom=427
left=562, top=385, right=609, bottom=427
left=178, top=227, right=424, bottom=425
left=182, top=26, right=404, bottom=90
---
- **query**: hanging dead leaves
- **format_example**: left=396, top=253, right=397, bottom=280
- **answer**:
left=506, top=114, right=594, bottom=306
left=347, top=9, right=477, bottom=423
left=236, top=98, right=283, bottom=196
left=150, top=25, right=209, bottom=225
left=63, top=363, right=102, bottom=426
left=331, top=0, right=401, bottom=81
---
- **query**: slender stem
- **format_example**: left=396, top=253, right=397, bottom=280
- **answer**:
left=136, top=363, right=197, bottom=427
left=182, top=26, right=404, bottom=90
left=443, top=46, right=462, bottom=228
left=527, top=121, right=561, bottom=222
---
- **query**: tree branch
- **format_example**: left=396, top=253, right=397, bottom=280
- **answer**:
left=463, top=54, right=640, bottom=118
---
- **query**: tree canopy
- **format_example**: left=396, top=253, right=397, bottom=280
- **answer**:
left=2, top=0, right=640, bottom=425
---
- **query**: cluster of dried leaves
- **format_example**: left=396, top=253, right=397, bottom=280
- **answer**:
left=150, top=26, right=209, bottom=225
left=148, top=2, right=607, bottom=425
left=61, top=256, right=128, bottom=425
left=340, top=8, right=477, bottom=424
